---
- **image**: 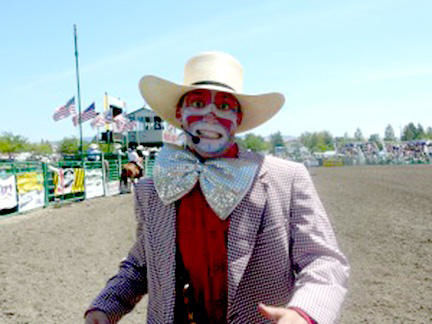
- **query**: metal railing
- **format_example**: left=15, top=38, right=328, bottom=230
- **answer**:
left=0, top=153, right=156, bottom=219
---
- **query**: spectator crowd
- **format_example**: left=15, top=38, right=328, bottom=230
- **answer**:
left=282, top=140, right=432, bottom=166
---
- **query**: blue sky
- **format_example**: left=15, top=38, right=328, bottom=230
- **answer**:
left=1, top=0, right=431, bottom=142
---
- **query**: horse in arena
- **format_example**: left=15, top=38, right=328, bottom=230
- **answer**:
left=120, top=162, right=143, bottom=193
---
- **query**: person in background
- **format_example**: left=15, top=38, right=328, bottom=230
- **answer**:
left=135, top=145, right=146, bottom=167
left=127, top=146, right=143, bottom=169
left=85, top=51, right=349, bottom=324
left=113, top=143, right=125, bottom=156
left=87, top=143, right=101, bottom=161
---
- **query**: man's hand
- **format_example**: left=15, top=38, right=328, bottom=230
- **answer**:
left=84, top=310, right=110, bottom=324
left=258, top=303, right=308, bottom=324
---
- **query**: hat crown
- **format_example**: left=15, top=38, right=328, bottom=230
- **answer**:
left=183, top=52, right=243, bottom=92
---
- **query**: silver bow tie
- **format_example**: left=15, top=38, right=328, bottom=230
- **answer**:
left=153, top=144, right=259, bottom=220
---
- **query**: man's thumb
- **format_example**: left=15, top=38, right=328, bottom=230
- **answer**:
left=258, top=303, right=286, bottom=320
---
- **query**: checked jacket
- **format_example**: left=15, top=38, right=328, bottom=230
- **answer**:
left=88, top=150, right=350, bottom=324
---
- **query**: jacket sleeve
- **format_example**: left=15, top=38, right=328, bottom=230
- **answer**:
left=85, top=181, right=149, bottom=323
left=286, top=164, right=350, bottom=324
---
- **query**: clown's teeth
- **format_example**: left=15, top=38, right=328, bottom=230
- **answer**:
left=197, top=129, right=222, bottom=139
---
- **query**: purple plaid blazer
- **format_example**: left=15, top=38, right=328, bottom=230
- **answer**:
left=88, top=151, right=349, bottom=323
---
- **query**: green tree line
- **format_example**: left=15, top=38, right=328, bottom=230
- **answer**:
left=2, top=122, right=432, bottom=157
left=0, top=132, right=104, bottom=158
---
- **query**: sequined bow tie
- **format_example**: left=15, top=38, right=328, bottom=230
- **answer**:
left=152, top=144, right=259, bottom=220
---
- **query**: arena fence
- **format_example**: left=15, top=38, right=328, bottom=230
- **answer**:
left=0, top=154, right=155, bottom=219
left=310, top=156, right=431, bottom=167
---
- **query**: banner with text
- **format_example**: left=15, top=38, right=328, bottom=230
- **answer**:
left=85, top=169, right=104, bottom=199
left=0, top=175, right=18, bottom=211
left=105, top=180, right=120, bottom=196
left=16, top=172, right=45, bottom=212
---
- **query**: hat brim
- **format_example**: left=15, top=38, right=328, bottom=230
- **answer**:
left=139, top=75, right=285, bottom=133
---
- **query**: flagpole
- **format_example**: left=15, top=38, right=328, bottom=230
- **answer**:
left=74, top=24, right=84, bottom=158
left=104, top=92, right=111, bottom=152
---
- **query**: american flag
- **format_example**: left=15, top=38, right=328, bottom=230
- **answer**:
left=52, top=97, right=76, bottom=121
left=73, top=102, right=97, bottom=126
left=90, top=113, right=106, bottom=129
left=113, top=114, right=129, bottom=132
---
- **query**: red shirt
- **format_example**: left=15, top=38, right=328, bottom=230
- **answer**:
left=177, top=186, right=229, bottom=323
left=176, top=144, right=315, bottom=323
left=176, top=145, right=238, bottom=323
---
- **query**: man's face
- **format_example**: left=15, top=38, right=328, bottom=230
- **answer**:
left=176, top=89, right=242, bottom=158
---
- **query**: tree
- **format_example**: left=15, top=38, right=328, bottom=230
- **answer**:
left=299, top=132, right=315, bottom=152
left=417, top=123, right=425, bottom=139
left=319, top=131, right=334, bottom=151
left=354, top=128, right=364, bottom=141
left=235, top=136, right=246, bottom=150
left=401, top=123, right=417, bottom=141
left=58, top=137, right=79, bottom=154
left=344, top=132, right=352, bottom=142
left=99, top=143, right=114, bottom=153
left=242, top=133, right=269, bottom=152
left=384, top=124, right=396, bottom=141
left=299, top=131, right=334, bottom=152
left=426, top=127, right=432, bottom=139
left=368, top=133, right=383, bottom=150
left=269, top=131, right=285, bottom=154
left=30, top=140, right=53, bottom=155
left=0, top=132, right=30, bottom=158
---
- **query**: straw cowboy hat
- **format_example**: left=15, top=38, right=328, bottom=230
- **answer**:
left=139, top=51, right=285, bottom=133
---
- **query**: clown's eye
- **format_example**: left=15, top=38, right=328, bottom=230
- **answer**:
left=191, top=100, right=205, bottom=108
left=219, top=103, right=231, bottom=111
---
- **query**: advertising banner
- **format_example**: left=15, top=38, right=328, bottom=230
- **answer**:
left=16, top=172, right=45, bottom=212
left=0, top=174, right=18, bottom=210
left=105, top=181, right=120, bottom=196
left=85, top=169, right=104, bottom=199
left=53, top=168, right=85, bottom=196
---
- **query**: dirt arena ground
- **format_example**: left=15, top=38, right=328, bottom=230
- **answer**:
left=0, top=165, right=431, bottom=323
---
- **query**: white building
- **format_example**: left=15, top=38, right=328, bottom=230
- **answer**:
left=126, top=106, right=164, bottom=147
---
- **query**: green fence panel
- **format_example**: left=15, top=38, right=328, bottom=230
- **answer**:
left=145, top=156, right=156, bottom=177
left=44, top=160, right=85, bottom=205
left=0, top=161, right=42, bottom=174
left=1, top=151, right=158, bottom=219
left=0, top=161, right=15, bottom=175
left=0, top=161, right=45, bottom=217
left=0, top=162, right=18, bottom=217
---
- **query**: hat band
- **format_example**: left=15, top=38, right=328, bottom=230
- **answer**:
left=191, top=81, right=235, bottom=91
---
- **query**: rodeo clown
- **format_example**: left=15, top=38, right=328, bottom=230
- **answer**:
left=85, top=52, right=349, bottom=324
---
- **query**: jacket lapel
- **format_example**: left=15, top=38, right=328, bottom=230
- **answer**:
left=148, top=150, right=268, bottom=320
left=227, top=152, right=268, bottom=311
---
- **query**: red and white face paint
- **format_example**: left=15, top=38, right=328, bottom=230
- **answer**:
left=176, top=89, right=242, bottom=158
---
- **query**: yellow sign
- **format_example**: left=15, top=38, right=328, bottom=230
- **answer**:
left=323, top=160, right=344, bottom=167
left=72, top=168, right=85, bottom=193
left=16, top=172, right=44, bottom=193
